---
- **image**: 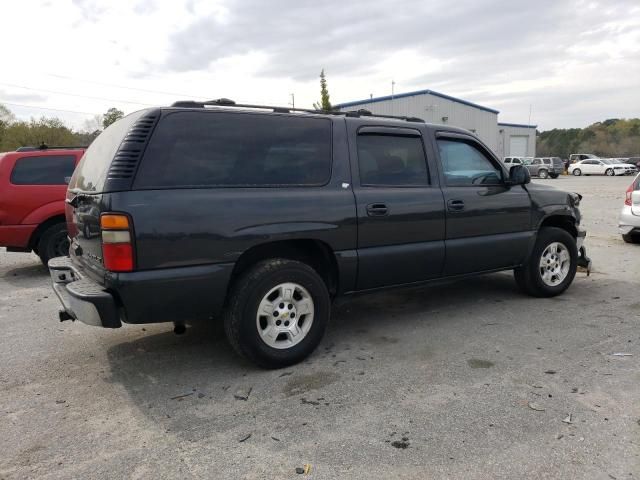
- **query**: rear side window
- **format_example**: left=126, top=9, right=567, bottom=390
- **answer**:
left=135, top=111, right=332, bottom=188
left=357, top=134, right=429, bottom=186
left=10, top=155, right=75, bottom=185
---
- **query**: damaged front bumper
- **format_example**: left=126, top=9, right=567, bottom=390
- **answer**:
left=576, top=228, right=592, bottom=275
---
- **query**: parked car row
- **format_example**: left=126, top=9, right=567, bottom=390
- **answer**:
left=504, top=154, right=639, bottom=178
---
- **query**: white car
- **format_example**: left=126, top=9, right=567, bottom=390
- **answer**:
left=619, top=173, right=640, bottom=243
left=569, top=158, right=630, bottom=176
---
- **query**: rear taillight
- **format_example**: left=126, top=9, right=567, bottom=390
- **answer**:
left=100, top=213, right=134, bottom=272
left=625, top=184, right=633, bottom=206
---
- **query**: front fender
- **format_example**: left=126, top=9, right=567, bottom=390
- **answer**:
left=21, top=200, right=65, bottom=225
left=534, top=205, right=578, bottom=231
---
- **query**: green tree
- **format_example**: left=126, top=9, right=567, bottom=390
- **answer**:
left=0, top=103, right=15, bottom=124
left=0, top=117, right=77, bottom=151
left=313, top=69, right=332, bottom=111
left=537, top=118, right=640, bottom=158
left=102, top=107, right=124, bottom=128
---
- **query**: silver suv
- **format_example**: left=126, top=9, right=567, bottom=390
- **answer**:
left=504, top=156, right=563, bottom=179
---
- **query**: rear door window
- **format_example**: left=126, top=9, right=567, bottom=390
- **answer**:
left=357, top=133, right=429, bottom=186
left=135, top=111, right=332, bottom=188
left=10, top=155, right=76, bottom=185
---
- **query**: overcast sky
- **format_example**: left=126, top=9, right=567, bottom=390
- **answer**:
left=1, top=0, right=638, bottom=130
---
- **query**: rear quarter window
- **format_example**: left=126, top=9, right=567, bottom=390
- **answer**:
left=69, top=110, right=146, bottom=192
left=134, top=111, right=332, bottom=188
left=10, top=155, right=76, bottom=185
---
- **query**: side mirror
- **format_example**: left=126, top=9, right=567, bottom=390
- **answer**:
left=508, top=164, right=531, bottom=185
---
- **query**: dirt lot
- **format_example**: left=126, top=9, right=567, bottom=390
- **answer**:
left=1, top=175, right=638, bottom=479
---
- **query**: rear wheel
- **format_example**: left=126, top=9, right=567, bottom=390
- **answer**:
left=37, top=223, right=69, bottom=266
left=514, top=227, right=578, bottom=297
left=605, top=168, right=614, bottom=176
left=549, top=173, right=559, bottom=179
left=224, top=259, right=330, bottom=368
left=572, top=168, right=581, bottom=176
left=538, top=169, right=549, bottom=179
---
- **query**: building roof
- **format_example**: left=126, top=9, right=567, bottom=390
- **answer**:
left=335, top=88, right=500, bottom=114
left=498, top=122, right=537, bottom=129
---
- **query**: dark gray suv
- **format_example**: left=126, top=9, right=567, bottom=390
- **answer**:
left=49, top=100, right=591, bottom=368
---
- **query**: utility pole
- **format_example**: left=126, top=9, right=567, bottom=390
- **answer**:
left=528, top=104, right=532, bottom=125
left=289, top=93, right=295, bottom=109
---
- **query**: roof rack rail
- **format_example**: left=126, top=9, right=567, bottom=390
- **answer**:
left=15, top=144, right=87, bottom=152
left=169, top=99, right=425, bottom=123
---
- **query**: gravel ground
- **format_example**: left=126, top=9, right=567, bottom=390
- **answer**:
left=0, top=175, right=638, bottom=479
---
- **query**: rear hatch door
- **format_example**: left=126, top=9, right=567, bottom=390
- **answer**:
left=66, top=109, right=157, bottom=281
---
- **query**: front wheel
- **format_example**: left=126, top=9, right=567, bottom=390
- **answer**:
left=224, top=259, right=330, bottom=368
left=605, top=168, right=614, bottom=176
left=572, top=168, right=582, bottom=176
left=538, top=169, right=549, bottom=179
left=514, top=227, right=578, bottom=297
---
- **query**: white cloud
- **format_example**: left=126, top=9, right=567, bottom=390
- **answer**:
left=0, top=0, right=638, bottom=130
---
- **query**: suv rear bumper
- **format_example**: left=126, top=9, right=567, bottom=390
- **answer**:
left=48, top=256, right=122, bottom=328
left=49, top=256, right=235, bottom=328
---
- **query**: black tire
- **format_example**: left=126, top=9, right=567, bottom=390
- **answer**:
left=549, top=173, right=559, bottom=179
left=37, top=223, right=70, bottom=266
left=572, top=168, right=581, bottom=176
left=622, top=233, right=640, bottom=244
left=538, top=169, right=549, bottom=179
left=605, top=168, right=614, bottom=176
left=514, top=227, right=578, bottom=297
left=224, top=259, right=331, bottom=368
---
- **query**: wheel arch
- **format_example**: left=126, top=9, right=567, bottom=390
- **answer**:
left=228, top=239, right=340, bottom=297
left=28, top=215, right=67, bottom=250
left=538, top=214, right=578, bottom=238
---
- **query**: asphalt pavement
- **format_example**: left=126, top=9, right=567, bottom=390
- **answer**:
left=0, top=175, right=638, bottom=479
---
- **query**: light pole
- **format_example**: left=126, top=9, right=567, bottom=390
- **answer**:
left=391, top=80, right=395, bottom=115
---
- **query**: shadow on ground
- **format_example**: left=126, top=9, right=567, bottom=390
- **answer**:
left=103, top=272, right=546, bottom=439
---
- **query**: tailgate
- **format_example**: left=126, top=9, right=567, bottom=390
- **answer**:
left=66, top=191, right=107, bottom=281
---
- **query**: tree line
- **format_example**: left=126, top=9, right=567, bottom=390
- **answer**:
left=536, top=118, right=640, bottom=158
left=0, top=104, right=124, bottom=151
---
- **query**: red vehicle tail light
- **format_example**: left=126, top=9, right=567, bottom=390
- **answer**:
left=100, top=213, right=134, bottom=272
left=625, top=184, right=633, bottom=206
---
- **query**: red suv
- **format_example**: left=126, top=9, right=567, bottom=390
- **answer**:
left=0, top=146, right=85, bottom=264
